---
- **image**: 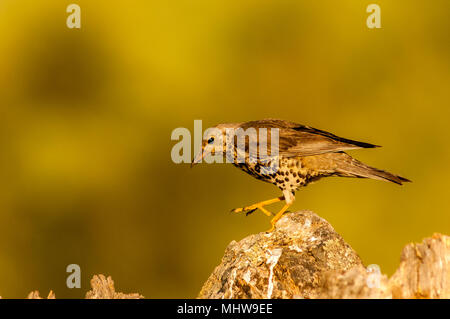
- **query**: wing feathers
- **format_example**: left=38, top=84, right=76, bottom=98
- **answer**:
left=238, top=119, right=379, bottom=157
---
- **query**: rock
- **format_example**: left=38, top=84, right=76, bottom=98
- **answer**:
left=198, top=210, right=450, bottom=299
left=198, top=210, right=363, bottom=299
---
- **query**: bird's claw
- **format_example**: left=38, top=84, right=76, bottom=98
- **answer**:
left=230, top=206, right=254, bottom=213
left=231, top=205, right=272, bottom=217
left=266, top=223, right=276, bottom=232
left=245, top=208, right=258, bottom=216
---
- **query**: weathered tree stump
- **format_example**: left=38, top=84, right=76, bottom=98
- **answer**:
left=85, top=274, right=144, bottom=299
left=23, top=274, right=143, bottom=299
left=3, top=210, right=448, bottom=299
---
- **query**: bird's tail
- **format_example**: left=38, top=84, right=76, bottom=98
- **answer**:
left=333, top=153, right=411, bottom=185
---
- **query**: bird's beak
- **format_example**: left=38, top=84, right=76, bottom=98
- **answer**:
left=191, top=150, right=205, bottom=168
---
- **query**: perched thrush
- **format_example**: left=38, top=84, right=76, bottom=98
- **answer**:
left=191, top=119, right=410, bottom=231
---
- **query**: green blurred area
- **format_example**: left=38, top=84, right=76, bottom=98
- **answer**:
left=0, top=0, right=449, bottom=298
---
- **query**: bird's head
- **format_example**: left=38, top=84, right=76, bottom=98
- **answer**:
left=191, top=123, right=241, bottom=167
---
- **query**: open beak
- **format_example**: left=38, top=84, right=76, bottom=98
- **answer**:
left=191, top=150, right=205, bottom=168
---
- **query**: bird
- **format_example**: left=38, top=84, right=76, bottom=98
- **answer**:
left=191, top=119, right=410, bottom=231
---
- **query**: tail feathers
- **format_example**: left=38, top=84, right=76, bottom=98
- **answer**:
left=335, top=156, right=411, bottom=185
left=359, top=166, right=411, bottom=185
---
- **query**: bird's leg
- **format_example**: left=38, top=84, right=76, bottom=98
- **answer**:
left=267, top=203, right=291, bottom=232
left=231, top=196, right=284, bottom=216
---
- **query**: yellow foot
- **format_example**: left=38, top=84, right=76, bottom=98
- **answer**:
left=231, top=196, right=284, bottom=217
left=266, top=203, right=291, bottom=232
left=231, top=204, right=272, bottom=216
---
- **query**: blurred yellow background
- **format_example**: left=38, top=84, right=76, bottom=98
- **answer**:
left=0, top=0, right=449, bottom=298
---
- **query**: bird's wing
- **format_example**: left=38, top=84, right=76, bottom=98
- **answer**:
left=238, top=119, right=380, bottom=158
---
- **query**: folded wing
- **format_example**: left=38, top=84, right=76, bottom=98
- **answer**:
left=239, top=119, right=379, bottom=158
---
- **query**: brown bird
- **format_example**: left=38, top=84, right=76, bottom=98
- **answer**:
left=191, top=119, right=410, bottom=231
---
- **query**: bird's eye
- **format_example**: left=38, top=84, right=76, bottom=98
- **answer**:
left=207, top=137, right=214, bottom=144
